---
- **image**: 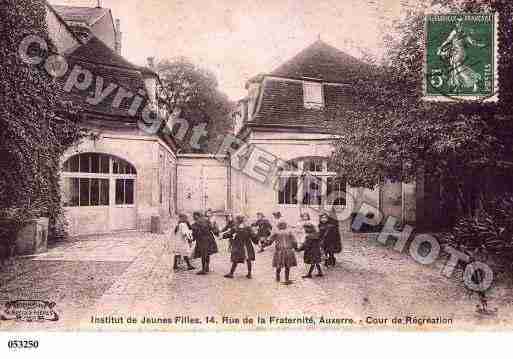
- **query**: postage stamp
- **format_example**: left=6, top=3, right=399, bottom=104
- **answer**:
left=424, top=13, right=498, bottom=102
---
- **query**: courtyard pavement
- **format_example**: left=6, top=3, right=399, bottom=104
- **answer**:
left=1, top=230, right=513, bottom=331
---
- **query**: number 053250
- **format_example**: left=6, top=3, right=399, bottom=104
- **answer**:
left=8, top=340, right=39, bottom=349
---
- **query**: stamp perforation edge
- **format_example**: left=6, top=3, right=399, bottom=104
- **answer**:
left=422, top=12, right=499, bottom=103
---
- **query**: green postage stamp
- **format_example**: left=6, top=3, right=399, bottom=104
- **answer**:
left=424, top=13, right=498, bottom=102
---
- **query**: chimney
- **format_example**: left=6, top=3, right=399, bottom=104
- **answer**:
left=147, top=57, right=155, bottom=69
left=97, top=0, right=102, bottom=8
left=115, top=19, right=122, bottom=55
left=144, top=57, right=157, bottom=105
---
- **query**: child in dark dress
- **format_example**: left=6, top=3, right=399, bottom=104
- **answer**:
left=296, top=224, right=323, bottom=278
left=254, top=212, right=272, bottom=252
left=221, top=213, right=236, bottom=239
left=268, top=221, right=298, bottom=285
left=319, top=213, right=342, bottom=267
left=220, top=213, right=236, bottom=253
left=224, top=216, right=259, bottom=279
left=205, top=209, right=220, bottom=238
left=192, top=211, right=218, bottom=275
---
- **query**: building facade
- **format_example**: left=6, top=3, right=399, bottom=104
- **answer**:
left=228, top=40, right=418, bottom=229
left=47, top=2, right=421, bottom=236
left=46, top=2, right=177, bottom=236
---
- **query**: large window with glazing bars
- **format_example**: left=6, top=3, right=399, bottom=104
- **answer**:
left=277, top=157, right=346, bottom=207
left=62, top=153, right=137, bottom=207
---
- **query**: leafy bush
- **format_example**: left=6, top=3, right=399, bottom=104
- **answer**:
left=330, top=0, right=513, bottom=227
left=443, top=195, right=513, bottom=274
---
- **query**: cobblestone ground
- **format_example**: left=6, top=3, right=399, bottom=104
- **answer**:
left=1, top=231, right=513, bottom=331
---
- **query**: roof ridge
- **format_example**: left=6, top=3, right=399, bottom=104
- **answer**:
left=69, top=56, right=144, bottom=74
left=67, top=36, right=148, bottom=74
left=244, top=40, right=374, bottom=132
left=89, top=9, right=109, bottom=26
left=312, top=38, right=363, bottom=62
left=52, top=4, right=106, bottom=9
left=52, top=4, right=110, bottom=26
left=45, top=1, right=84, bottom=45
left=270, top=39, right=371, bottom=82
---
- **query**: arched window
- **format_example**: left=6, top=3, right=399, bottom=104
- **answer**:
left=277, top=157, right=346, bottom=207
left=62, top=153, right=137, bottom=207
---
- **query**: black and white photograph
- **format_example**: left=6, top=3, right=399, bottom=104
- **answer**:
left=1, top=0, right=513, bottom=347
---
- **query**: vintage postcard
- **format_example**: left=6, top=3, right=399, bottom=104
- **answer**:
left=1, top=0, right=513, bottom=342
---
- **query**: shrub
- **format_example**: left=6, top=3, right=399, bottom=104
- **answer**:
left=443, top=194, right=513, bottom=275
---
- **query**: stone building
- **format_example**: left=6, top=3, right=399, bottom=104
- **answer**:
left=44, top=1, right=422, bottom=236
left=59, top=38, right=177, bottom=236
left=226, top=40, right=418, bottom=229
left=44, top=2, right=177, bottom=236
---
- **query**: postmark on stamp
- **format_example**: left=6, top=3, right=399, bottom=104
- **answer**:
left=424, top=13, right=498, bottom=102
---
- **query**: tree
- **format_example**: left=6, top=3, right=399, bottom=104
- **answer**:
left=0, top=0, right=83, bottom=244
left=330, top=0, right=513, bottom=227
left=157, top=57, right=233, bottom=153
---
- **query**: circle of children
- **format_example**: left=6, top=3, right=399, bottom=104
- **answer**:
left=173, top=210, right=342, bottom=285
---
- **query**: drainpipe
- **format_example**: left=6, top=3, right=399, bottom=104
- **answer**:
left=227, top=153, right=232, bottom=213
left=174, top=149, right=182, bottom=213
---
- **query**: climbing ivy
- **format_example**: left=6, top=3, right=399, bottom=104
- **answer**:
left=0, top=0, right=84, bottom=246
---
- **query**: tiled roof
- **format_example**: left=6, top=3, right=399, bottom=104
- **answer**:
left=52, top=5, right=109, bottom=26
left=70, top=36, right=142, bottom=71
left=250, top=79, right=360, bottom=131
left=271, top=39, right=374, bottom=83
left=60, top=36, right=150, bottom=120
left=247, top=40, right=376, bottom=132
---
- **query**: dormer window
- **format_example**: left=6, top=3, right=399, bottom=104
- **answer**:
left=303, top=81, right=324, bottom=109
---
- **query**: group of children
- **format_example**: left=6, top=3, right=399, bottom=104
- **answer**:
left=173, top=209, right=220, bottom=274
left=172, top=210, right=342, bottom=285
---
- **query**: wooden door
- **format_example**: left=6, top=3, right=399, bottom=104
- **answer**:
left=203, top=166, right=227, bottom=212
left=178, top=164, right=227, bottom=214
left=177, top=165, right=204, bottom=214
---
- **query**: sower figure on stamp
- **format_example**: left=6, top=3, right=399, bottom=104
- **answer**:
left=296, top=223, right=323, bottom=278
left=192, top=211, right=218, bottom=275
left=437, top=17, right=486, bottom=93
left=224, top=215, right=259, bottom=279
left=319, top=213, right=342, bottom=267
left=173, top=214, right=195, bottom=271
left=268, top=221, right=298, bottom=285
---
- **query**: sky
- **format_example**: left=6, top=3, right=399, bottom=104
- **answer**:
left=51, top=0, right=405, bottom=100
